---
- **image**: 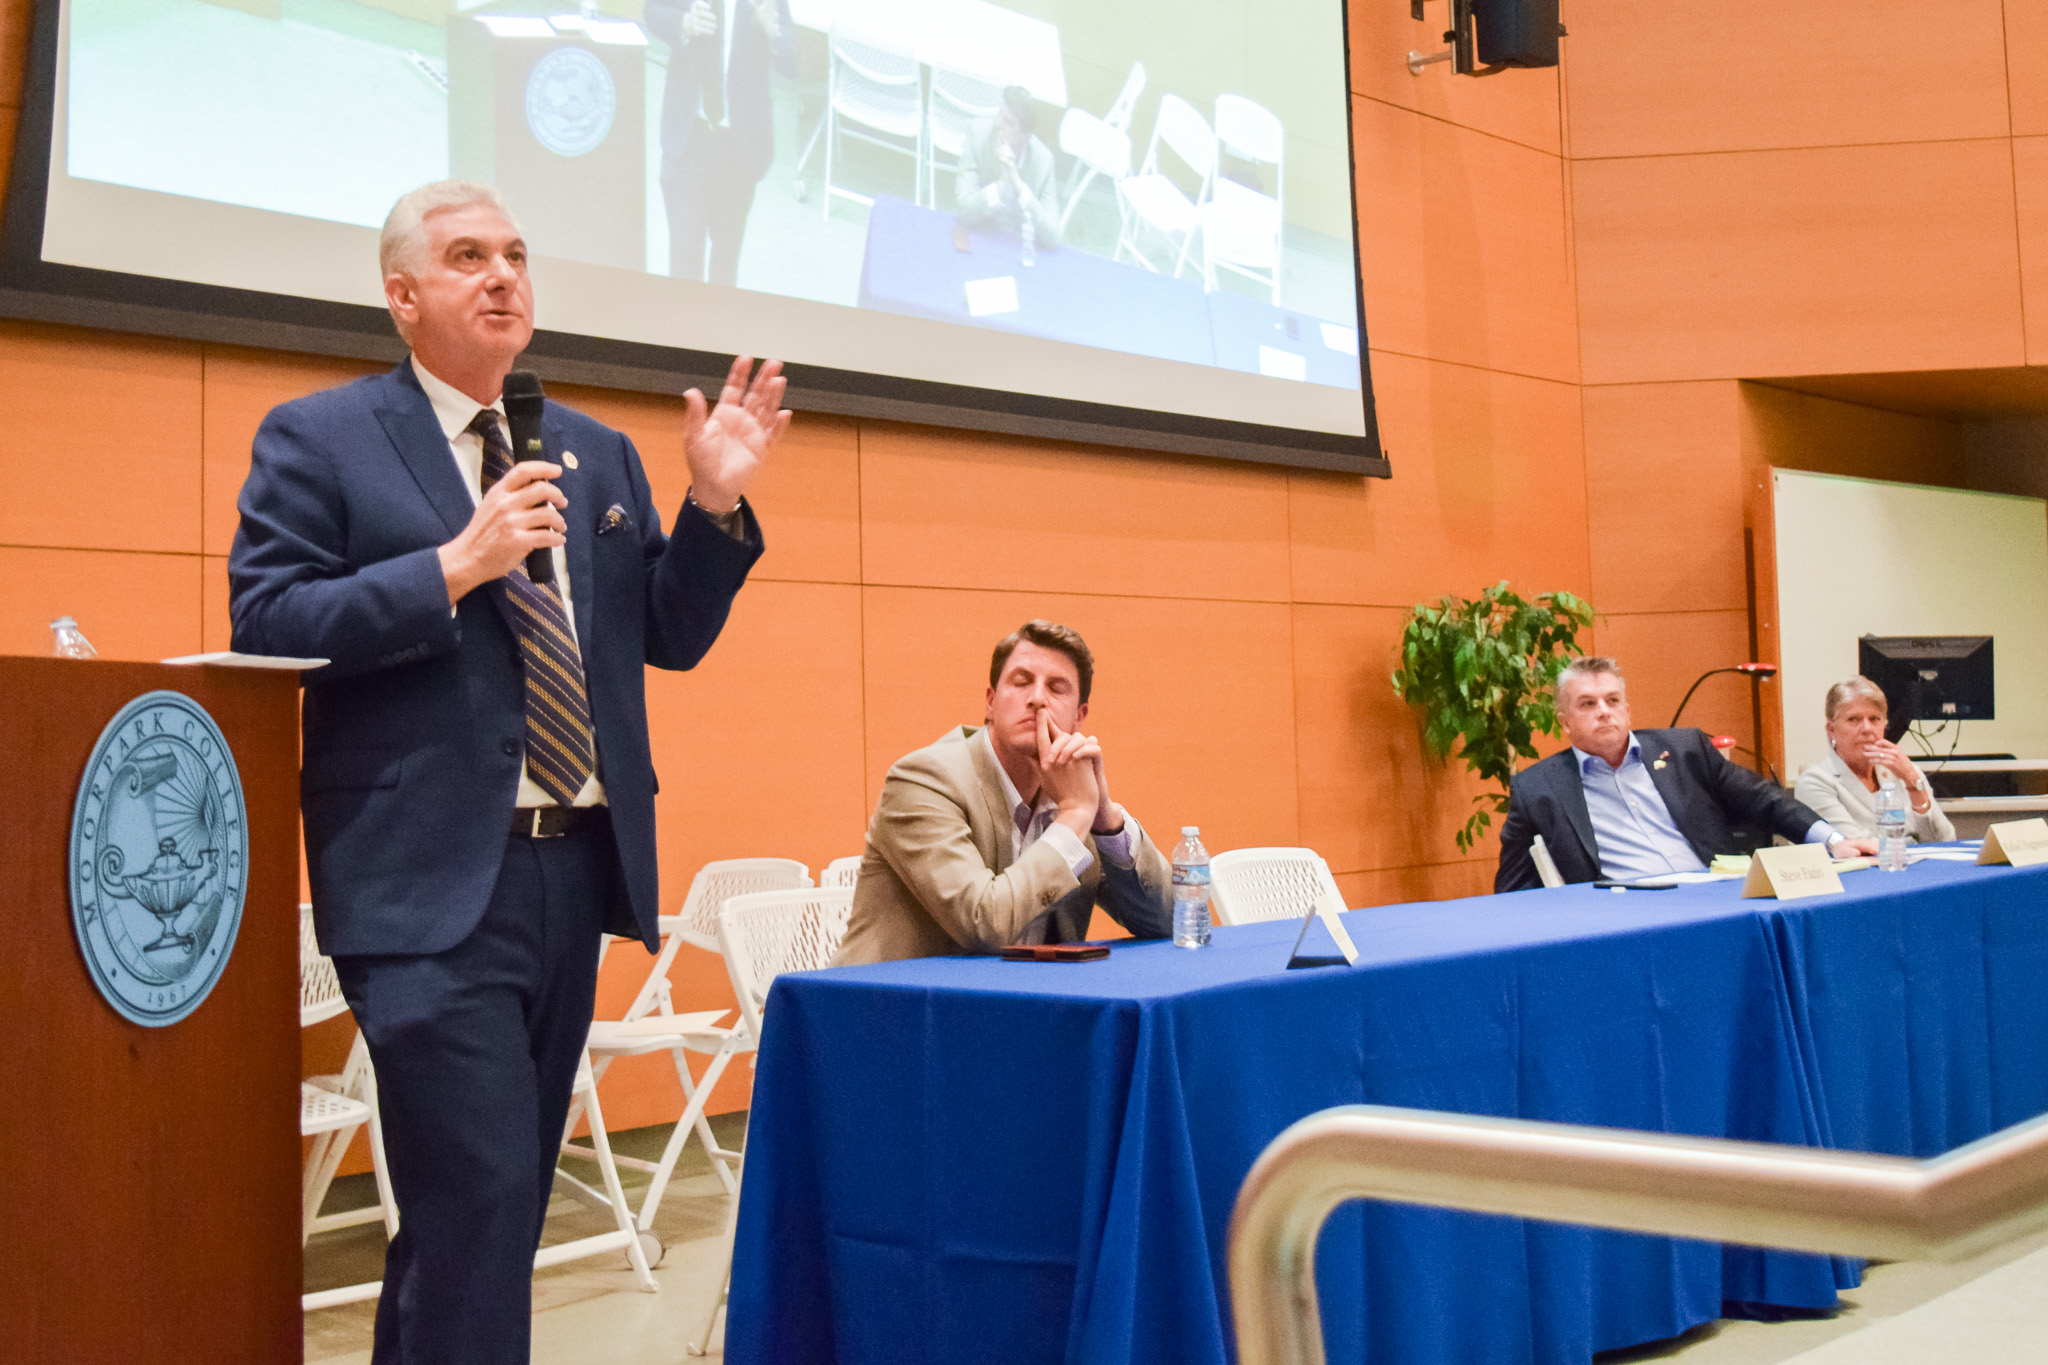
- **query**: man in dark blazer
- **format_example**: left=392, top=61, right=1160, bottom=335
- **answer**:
left=647, top=0, right=797, bottom=284
left=1495, top=656, right=1876, bottom=893
left=230, top=180, right=789, bottom=1363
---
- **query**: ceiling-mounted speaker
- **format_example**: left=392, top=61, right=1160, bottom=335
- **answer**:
left=1470, top=0, right=1562, bottom=69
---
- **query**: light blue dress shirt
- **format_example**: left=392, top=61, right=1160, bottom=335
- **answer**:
left=1573, top=734, right=1838, bottom=882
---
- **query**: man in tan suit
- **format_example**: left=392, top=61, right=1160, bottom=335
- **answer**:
left=834, top=620, right=1174, bottom=965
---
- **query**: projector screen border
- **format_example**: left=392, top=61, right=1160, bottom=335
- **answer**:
left=0, top=0, right=1388, bottom=479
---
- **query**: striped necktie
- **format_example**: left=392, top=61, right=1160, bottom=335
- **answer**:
left=469, top=408, right=595, bottom=806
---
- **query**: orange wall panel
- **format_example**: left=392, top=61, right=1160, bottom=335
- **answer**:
left=201, top=347, right=384, bottom=555
left=645, top=578, right=870, bottom=899
left=1, top=547, right=202, bottom=660
left=1574, top=139, right=2026, bottom=384
left=1738, top=383, right=1965, bottom=488
left=1582, top=381, right=1746, bottom=615
left=1291, top=601, right=1504, bottom=877
left=1596, top=609, right=1757, bottom=750
left=2013, top=136, right=2048, bottom=365
left=0, top=323, right=202, bottom=555
left=1563, top=0, right=2010, bottom=160
left=2007, top=0, right=2048, bottom=137
left=202, top=554, right=230, bottom=651
left=1336, top=861, right=1494, bottom=912
left=1353, top=96, right=1578, bottom=384
left=858, top=421, right=1293, bottom=603
left=1288, top=351, right=1588, bottom=608
left=1348, top=2, right=1563, bottom=155
left=859, top=585, right=1301, bottom=855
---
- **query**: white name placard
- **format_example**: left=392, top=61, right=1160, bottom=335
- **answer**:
left=1316, top=889, right=1359, bottom=965
left=1977, top=818, right=2048, bottom=868
left=1741, top=843, right=1845, bottom=901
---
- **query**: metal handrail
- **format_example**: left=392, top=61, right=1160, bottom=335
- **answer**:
left=1228, top=1104, right=2048, bottom=1365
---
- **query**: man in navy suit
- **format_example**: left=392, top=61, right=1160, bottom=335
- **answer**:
left=229, top=180, right=789, bottom=1363
left=1494, top=656, right=1876, bottom=893
left=647, top=0, right=797, bottom=284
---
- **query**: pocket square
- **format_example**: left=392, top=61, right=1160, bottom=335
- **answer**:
left=596, top=504, right=628, bottom=535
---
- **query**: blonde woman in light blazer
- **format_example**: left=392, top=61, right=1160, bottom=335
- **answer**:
left=1794, top=676, right=1955, bottom=843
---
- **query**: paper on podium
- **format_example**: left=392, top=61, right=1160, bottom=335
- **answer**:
left=162, top=651, right=329, bottom=670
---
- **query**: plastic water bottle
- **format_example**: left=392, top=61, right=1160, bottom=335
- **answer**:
left=1019, top=203, right=1036, bottom=268
left=1171, top=826, right=1210, bottom=948
left=50, top=616, right=97, bottom=659
left=1874, top=769, right=1909, bottom=872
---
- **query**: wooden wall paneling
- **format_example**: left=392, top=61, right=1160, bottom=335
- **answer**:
left=201, top=346, right=385, bottom=555
left=2007, top=0, right=2048, bottom=138
left=1574, top=140, right=2027, bottom=384
left=1291, top=601, right=1502, bottom=879
left=0, top=323, right=202, bottom=554
left=1738, top=383, right=1967, bottom=489
left=1561, top=0, right=2010, bottom=161
left=1, top=547, right=201, bottom=659
left=0, top=0, right=26, bottom=109
left=859, top=584, right=1301, bottom=855
left=2012, top=136, right=2048, bottom=364
left=1288, top=351, right=1590, bottom=608
left=1352, top=96, right=1578, bottom=384
left=1595, top=609, right=1758, bottom=750
left=1335, top=861, right=1494, bottom=912
left=554, top=385, right=865, bottom=585
left=202, top=554, right=230, bottom=651
left=1346, top=0, right=1563, bottom=155
left=1581, top=380, right=1745, bottom=615
left=857, top=421, right=1292, bottom=602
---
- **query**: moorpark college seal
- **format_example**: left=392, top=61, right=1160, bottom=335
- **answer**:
left=69, top=691, right=248, bottom=1027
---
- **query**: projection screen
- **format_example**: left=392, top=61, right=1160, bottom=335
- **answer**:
left=2, top=0, right=1384, bottom=473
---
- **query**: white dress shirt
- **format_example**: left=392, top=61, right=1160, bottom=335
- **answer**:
left=413, top=356, right=606, bottom=809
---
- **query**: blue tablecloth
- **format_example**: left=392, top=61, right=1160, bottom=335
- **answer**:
left=727, top=858, right=2048, bottom=1365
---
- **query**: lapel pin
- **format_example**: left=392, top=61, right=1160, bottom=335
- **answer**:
left=1653, top=751, right=1669, bottom=770
left=561, top=450, right=579, bottom=469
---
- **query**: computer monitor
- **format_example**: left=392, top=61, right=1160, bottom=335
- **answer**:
left=1856, top=635, right=1994, bottom=742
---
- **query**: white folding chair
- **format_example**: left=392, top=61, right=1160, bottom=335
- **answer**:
left=926, top=67, right=1004, bottom=208
left=819, top=854, right=863, bottom=889
left=1115, top=93, right=1216, bottom=279
left=1208, top=847, right=1345, bottom=926
left=299, top=904, right=396, bottom=1310
left=1057, top=60, right=1145, bottom=233
left=577, top=858, right=812, bottom=1227
left=684, top=886, right=856, bottom=1356
left=1202, top=94, right=1285, bottom=302
left=1529, top=834, right=1567, bottom=889
left=824, top=21, right=924, bottom=220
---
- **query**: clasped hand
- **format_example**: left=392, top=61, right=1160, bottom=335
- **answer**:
left=1034, top=709, right=1123, bottom=837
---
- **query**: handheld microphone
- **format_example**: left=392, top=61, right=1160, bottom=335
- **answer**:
left=501, top=370, right=554, bottom=585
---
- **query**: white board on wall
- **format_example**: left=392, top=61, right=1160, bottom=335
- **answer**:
left=1772, top=469, right=2048, bottom=778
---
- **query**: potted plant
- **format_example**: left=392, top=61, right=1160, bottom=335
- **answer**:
left=1391, top=582, right=1595, bottom=852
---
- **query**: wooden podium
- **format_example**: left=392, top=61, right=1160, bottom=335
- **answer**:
left=0, top=659, right=302, bottom=1364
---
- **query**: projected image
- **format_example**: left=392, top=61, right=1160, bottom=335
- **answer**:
left=62, top=0, right=1362, bottom=392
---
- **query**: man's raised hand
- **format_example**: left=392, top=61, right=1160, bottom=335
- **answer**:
left=682, top=355, right=790, bottom=516
left=1036, top=709, right=1100, bottom=833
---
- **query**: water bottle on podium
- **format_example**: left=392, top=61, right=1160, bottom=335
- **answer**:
left=1874, top=768, right=1909, bottom=872
left=50, top=616, right=97, bottom=659
left=1170, top=826, right=1210, bottom=948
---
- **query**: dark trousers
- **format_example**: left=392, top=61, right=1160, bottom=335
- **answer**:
left=334, top=824, right=609, bottom=1365
left=662, top=126, right=760, bottom=286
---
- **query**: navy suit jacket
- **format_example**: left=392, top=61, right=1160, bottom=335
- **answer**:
left=1493, top=727, right=1823, bottom=893
left=228, top=362, right=761, bottom=957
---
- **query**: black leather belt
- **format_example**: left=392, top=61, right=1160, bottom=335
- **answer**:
left=510, top=805, right=607, bottom=839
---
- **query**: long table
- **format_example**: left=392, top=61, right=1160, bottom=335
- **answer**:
left=726, top=858, right=2048, bottom=1365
